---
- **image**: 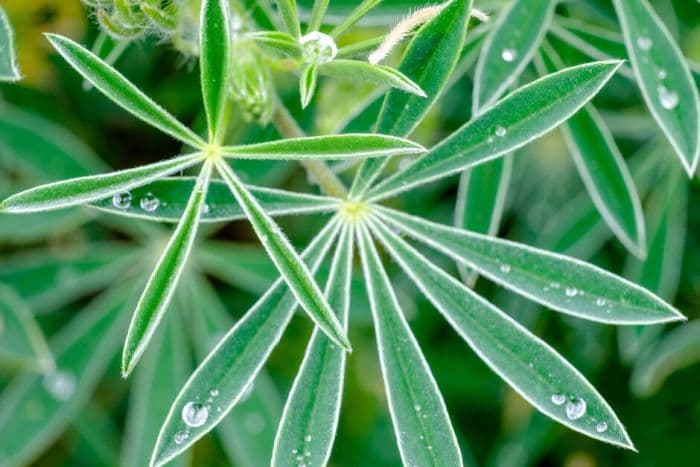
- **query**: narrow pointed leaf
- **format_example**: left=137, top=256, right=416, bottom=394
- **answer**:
left=367, top=61, right=623, bottom=201
left=349, top=0, right=472, bottom=198
left=0, top=285, right=133, bottom=467
left=376, top=207, right=683, bottom=325
left=216, top=161, right=350, bottom=351
left=0, top=153, right=201, bottom=213
left=307, top=0, right=329, bottom=33
left=45, top=34, right=203, bottom=148
left=357, top=223, right=463, bottom=467
left=473, top=0, right=555, bottom=111
left=368, top=217, right=634, bottom=449
left=277, top=0, right=301, bottom=37
left=122, top=164, right=211, bottom=377
left=300, top=64, right=318, bottom=109
left=247, top=31, right=302, bottom=57
left=222, top=134, right=425, bottom=160
left=329, top=0, right=381, bottom=38
left=0, top=286, right=53, bottom=370
left=272, top=224, right=354, bottom=467
left=0, top=5, right=20, bottom=81
left=91, top=177, right=340, bottom=223
left=150, top=218, right=341, bottom=467
left=200, top=0, right=231, bottom=142
left=613, top=0, right=700, bottom=176
left=318, top=60, right=425, bottom=96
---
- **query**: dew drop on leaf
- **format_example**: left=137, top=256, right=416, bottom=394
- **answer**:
left=181, top=401, right=209, bottom=427
left=300, top=31, right=337, bottom=64
left=595, top=298, right=607, bottom=307
left=304, top=434, right=312, bottom=442
left=139, top=192, right=160, bottom=212
left=657, top=84, right=679, bottom=110
left=174, top=430, right=189, bottom=444
left=501, top=48, right=517, bottom=62
left=210, top=389, right=219, bottom=397
left=637, top=36, right=653, bottom=51
left=551, top=393, right=566, bottom=405
left=595, top=421, right=608, bottom=433
left=499, top=264, right=511, bottom=273
left=112, top=192, right=132, bottom=210
left=495, top=125, right=507, bottom=137
left=565, top=398, right=587, bottom=420
left=565, top=287, right=578, bottom=297
left=43, top=370, right=76, bottom=401
left=657, top=69, right=667, bottom=80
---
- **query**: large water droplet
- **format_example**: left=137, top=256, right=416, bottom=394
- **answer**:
left=43, top=370, right=76, bottom=401
left=174, top=431, right=189, bottom=444
left=139, top=192, right=160, bottom=212
left=658, top=84, right=679, bottom=110
left=182, top=401, right=208, bottom=427
left=300, top=32, right=337, bottom=64
left=112, top=192, right=132, bottom=210
left=595, top=421, right=608, bottom=433
left=551, top=393, right=566, bottom=406
left=565, top=398, right=587, bottom=420
left=501, top=48, right=517, bottom=62
left=637, top=36, right=653, bottom=51
left=565, top=287, right=578, bottom=297
left=495, top=125, right=507, bottom=137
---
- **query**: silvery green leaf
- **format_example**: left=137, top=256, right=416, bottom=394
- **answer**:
left=150, top=218, right=342, bottom=467
left=367, top=61, right=623, bottom=201
left=0, top=5, right=20, bottom=81
left=91, top=177, right=340, bottom=223
left=318, top=60, right=425, bottom=97
left=272, top=224, right=354, bottom=467
left=216, top=161, right=350, bottom=351
left=367, top=217, right=634, bottom=450
left=613, top=0, right=700, bottom=176
left=300, top=64, right=318, bottom=109
left=376, top=207, right=683, bottom=325
left=473, top=0, right=555, bottom=111
left=307, top=0, right=329, bottom=33
left=276, top=0, right=301, bottom=37
left=357, top=222, right=463, bottom=467
left=0, top=286, right=53, bottom=371
left=0, top=285, right=133, bottom=466
left=122, top=164, right=211, bottom=377
left=221, top=134, right=425, bottom=160
left=45, top=34, right=204, bottom=148
left=200, top=0, right=231, bottom=142
left=0, top=153, right=202, bottom=213
left=329, top=0, right=381, bottom=38
left=247, top=31, right=302, bottom=57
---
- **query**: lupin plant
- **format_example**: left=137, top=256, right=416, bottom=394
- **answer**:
left=1, top=0, right=699, bottom=466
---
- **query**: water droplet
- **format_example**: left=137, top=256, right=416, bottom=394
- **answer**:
left=495, top=125, right=507, bottom=137
left=657, top=69, right=667, bottom=80
left=414, top=404, right=422, bottom=412
left=550, top=282, right=561, bottom=289
left=595, top=298, right=607, bottom=307
left=658, top=84, right=679, bottom=110
left=304, top=434, right=312, bottom=442
left=304, top=450, right=311, bottom=457
left=174, top=431, right=189, bottom=444
left=637, top=36, right=653, bottom=51
left=182, top=401, right=208, bottom=427
left=300, top=32, right=337, bottom=64
left=203, top=203, right=211, bottom=215
left=292, top=449, right=298, bottom=455
left=43, top=371, right=76, bottom=401
left=565, top=398, right=587, bottom=420
left=565, top=287, right=578, bottom=297
left=139, top=192, right=160, bottom=212
left=501, top=48, right=517, bottom=62
left=499, top=264, right=511, bottom=273
left=112, top=192, right=132, bottom=210
left=595, top=421, right=608, bottom=433
left=551, top=394, right=566, bottom=406
left=210, top=389, right=219, bottom=397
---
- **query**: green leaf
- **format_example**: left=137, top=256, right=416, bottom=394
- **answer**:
left=0, top=153, right=201, bottom=214
left=329, top=0, right=381, bottom=38
left=121, top=164, right=210, bottom=377
left=276, top=0, right=301, bottom=37
left=537, top=44, right=646, bottom=257
left=307, top=0, right=330, bottom=33
left=0, top=286, right=53, bottom=370
left=300, top=64, right=318, bottom=109
left=271, top=224, right=354, bottom=467
left=247, top=31, right=302, bottom=57
left=612, top=0, right=700, bottom=176
left=0, top=285, right=133, bottom=466
left=150, top=218, right=342, bottom=467
left=0, top=5, right=20, bottom=81
left=367, top=61, right=623, bottom=201
left=0, top=210, right=89, bottom=243
left=216, top=161, right=350, bottom=351
left=367, top=217, right=634, bottom=450
left=318, top=60, right=425, bottom=97
left=356, top=222, right=463, bottom=467
left=376, top=207, right=683, bottom=325
left=221, top=134, right=425, bottom=160
left=45, top=34, right=204, bottom=148
left=196, top=242, right=277, bottom=295
left=350, top=0, right=472, bottom=198
left=473, top=0, right=555, bottom=111
left=200, top=0, right=231, bottom=142
left=91, top=177, right=340, bottom=223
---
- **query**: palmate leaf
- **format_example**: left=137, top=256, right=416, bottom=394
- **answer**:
left=150, top=217, right=342, bottom=467
left=357, top=222, right=463, bottom=467
left=91, top=177, right=340, bottom=223
left=612, top=0, right=700, bottom=176
left=0, top=5, right=20, bottom=81
left=0, top=153, right=202, bottom=213
left=221, top=134, right=425, bottom=160
left=216, top=161, right=350, bottom=351
left=349, top=0, right=472, bottom=198
left=122, top=163, right=212, bottom=377
left=0, top=286, right=53, bottom=370
left=318, top=60, right=425, bottom=97
left=366, top=61, right=623, bottom=201
left=272, top=223, right=354, bottom=467
left=200, top=0, right=231, bottom=143
left=376, top=207, right=683, bottom=325
left=367, top=217, right=634, bottom=449
left=45, top=34, right=204, bottom=148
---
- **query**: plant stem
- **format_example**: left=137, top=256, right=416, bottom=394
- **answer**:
left=272, top=100, right=349, bottom=199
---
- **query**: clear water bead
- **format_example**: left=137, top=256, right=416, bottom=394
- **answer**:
left=112, top=192, right=132, bottom=210
left=182, top=401, right=209, bottom=427
left=637, top=36, right=653, bottom=51
left=657, top=69, right=667, bottom=80
left=501, top=48, right=517, bottom=62
left=565, top=287, right=578, bottom=297
left=499, top=264, right=511, bottom=273
left=210, top=389, right=219, bottom=397
left=300, top=32, right=337, bottom=65
left=139, top=192, right=160, bottom=212
left=174, top=431, right=189, bottom=444
left=658, top=84, right=679, bottom=110
left=595, top=421, right=608, bottom=433
left=43, top=370, right=76, bottom=401
left=565, top=398, right=587, bottom=420
left=495, top=125, right=507, bottom=137
left=595, top=298, right=607, bottom=307
left=304, top=434, right=312, bottom=442
left=551, top=393, right=566, bottom=406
